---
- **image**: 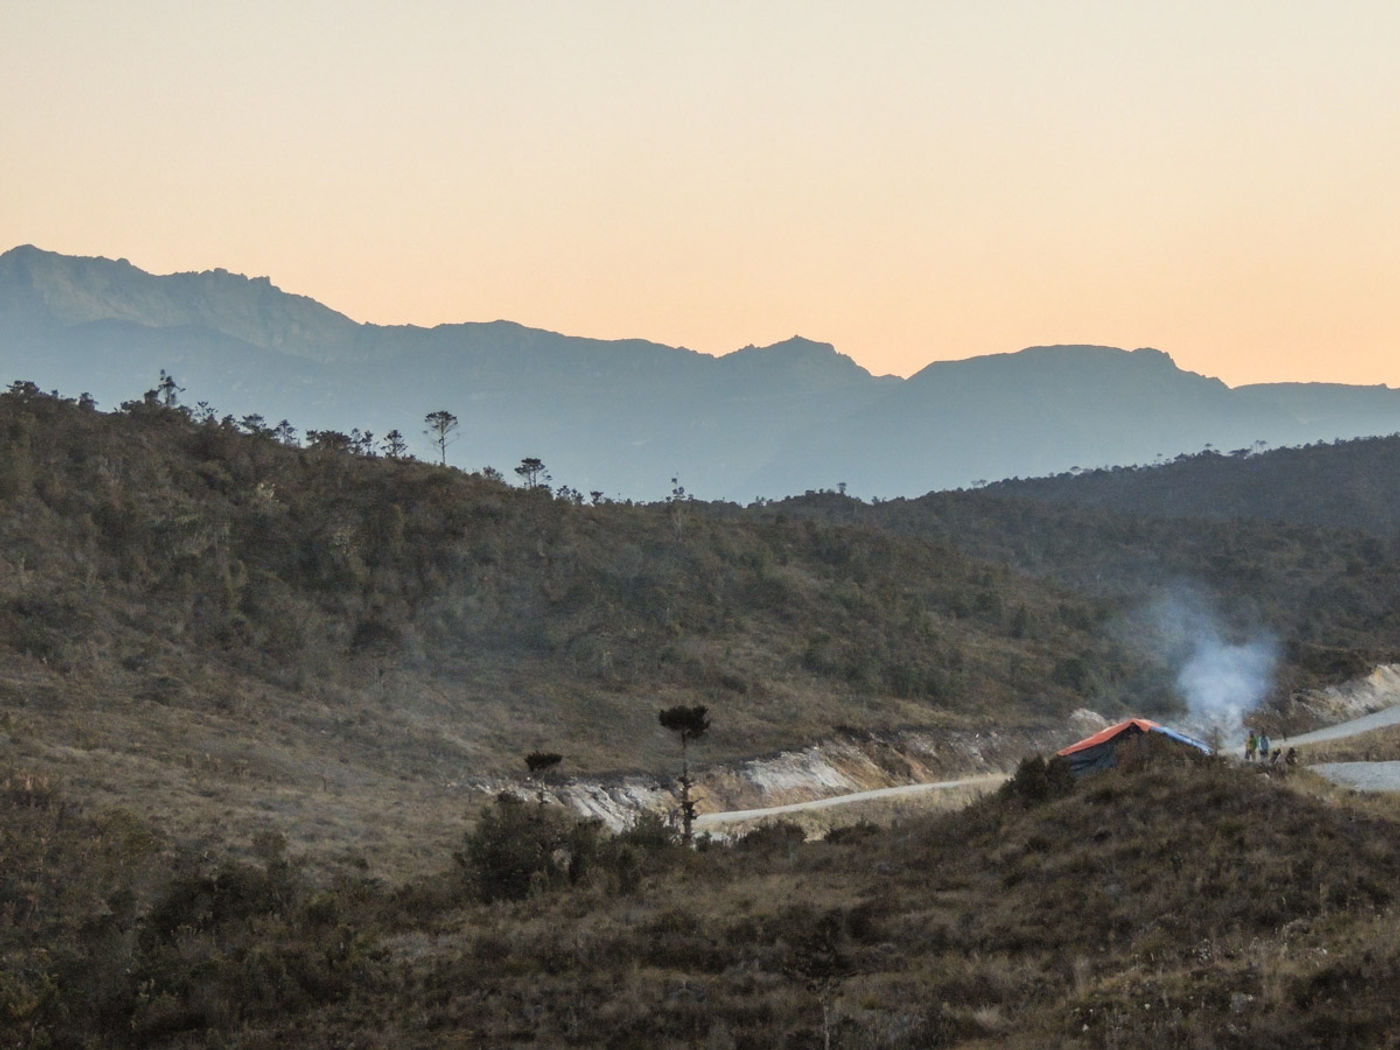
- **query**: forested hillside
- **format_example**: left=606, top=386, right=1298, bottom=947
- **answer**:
left=8, top=381, right=1400, bottom=1046
left=3, top=378, right=1399, bottom=878
left=774, top=441, right=1400, bottom=700
left=984, top=434, right=1400, bottom=533
left=0, top=380, right=1141, bottom=872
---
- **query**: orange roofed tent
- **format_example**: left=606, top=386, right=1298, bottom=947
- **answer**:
left=1056, top=718, right=1212, bottom=776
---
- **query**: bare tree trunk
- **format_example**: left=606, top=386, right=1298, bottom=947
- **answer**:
left=679, top=736, right=695, bottom=845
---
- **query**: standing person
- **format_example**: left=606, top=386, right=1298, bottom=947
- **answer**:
left=1258, top=732, right=1272, bottom=764
left=1246, top=729, right=1258, bottom=762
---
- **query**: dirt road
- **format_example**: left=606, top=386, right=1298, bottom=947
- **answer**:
left=1309, top=761, right=1400, bottom=791
left=1259, top=703, right=1400, bottom=792
left=699, top=701, right=1400, bottom=830
left=694, top=773, right=1006, bottom=832
left=1274, top=704, right=1400, bottom=748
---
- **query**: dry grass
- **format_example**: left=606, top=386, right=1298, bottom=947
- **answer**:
left=6, top=387, right=1400, bottom=893
left=1, top=662, right=484, bottom=878
left=12, top=387, right=1400, bottom=1045
left=1295, top=722, right=1400, bottom=764
left=698, top=775, right=1006, bottom=841
left=14, top=747, right=1400, bottom=1047
left=0, top=391, right=1138, bottom=882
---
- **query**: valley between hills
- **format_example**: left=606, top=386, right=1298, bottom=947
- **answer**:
left=7, top=378, right=1400, bottom=1046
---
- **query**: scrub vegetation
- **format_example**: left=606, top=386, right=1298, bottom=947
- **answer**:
left=9, top=746, right=1400, bottom=1047
left=6, top=380, right=1400, bottom=1045
left=0, top=381, right=1227, bottom=872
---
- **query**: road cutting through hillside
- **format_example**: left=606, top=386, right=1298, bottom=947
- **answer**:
left=695, top=772, right=1007, bottom=832
left=697, top=701, right=1400, bottom=831
left=1275, top=702, right=1400, bottom=748
left=1235, top=703, right=1400, bottom=791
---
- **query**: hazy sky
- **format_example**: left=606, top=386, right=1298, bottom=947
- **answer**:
left=6, top=1, right=1399, bottom=385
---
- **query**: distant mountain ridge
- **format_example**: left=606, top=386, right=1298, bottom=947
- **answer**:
left=3, top=244, right=1400, bottom=500
left=0, top=244, right=361, bottom=361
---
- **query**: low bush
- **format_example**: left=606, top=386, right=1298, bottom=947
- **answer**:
left=455, top=793, right=602, bottom=902
left=999, top=753, right=1077, bottom=805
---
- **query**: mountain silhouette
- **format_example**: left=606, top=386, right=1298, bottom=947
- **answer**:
left=3, top=245, right=1399, bottom=500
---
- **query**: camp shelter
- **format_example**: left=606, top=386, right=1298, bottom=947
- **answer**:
left=1057, top=718, right=1212, bottom=776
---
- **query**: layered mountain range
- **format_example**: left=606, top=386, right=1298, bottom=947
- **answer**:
left=4, top=243, right=1399, bottom=501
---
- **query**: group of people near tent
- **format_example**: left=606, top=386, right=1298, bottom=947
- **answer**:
left=1055, top=718, right=1306, bottom=778
left=1245, top=729, right=1297, bottom=768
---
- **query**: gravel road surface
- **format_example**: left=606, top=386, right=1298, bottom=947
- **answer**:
left=1257, top=703, right=1400, bottom=792
left=701, top=703, right=1400, bottom=828
left=1310, top=762, right=1400, bottom=792
left=1278, top=704, right=1400, bottom=747
left=695, top=773, right=1006, bottom=830
left=705, top=702, right=1400, bottom=834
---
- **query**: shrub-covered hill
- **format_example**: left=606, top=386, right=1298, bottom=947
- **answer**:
left=0, top=383, right=1140, bottom=871
left=8, top=747, right=1400, bottom=1048
left=984, top=433, right=1400, bottom=535
left=767, top=469, right=1400, bottom=714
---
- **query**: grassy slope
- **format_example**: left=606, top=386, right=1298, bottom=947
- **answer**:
left=1296, top=723, right=1400, bottom=764
left=0, top=388, right=1125, bottom=874
left=7, top=388, right=1400, bottom=1045
left=4, top=388, right=1400, bottom=875
left=8, top=751, right=1400, bottom=1048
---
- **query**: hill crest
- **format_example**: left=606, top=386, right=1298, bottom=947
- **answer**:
left=6, top=245, right=1400, bottom=501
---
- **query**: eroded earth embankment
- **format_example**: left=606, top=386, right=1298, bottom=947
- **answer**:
left=491, top=664, right=1400, bottom=830
left=488, top=711, right=1111, bottom=831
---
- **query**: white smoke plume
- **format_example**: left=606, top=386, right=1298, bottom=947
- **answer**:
left=1142, top=587, right=1279, bottom=739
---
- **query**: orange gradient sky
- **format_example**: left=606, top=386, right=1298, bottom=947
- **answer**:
left=5, top=1, right=1399, bottom=385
